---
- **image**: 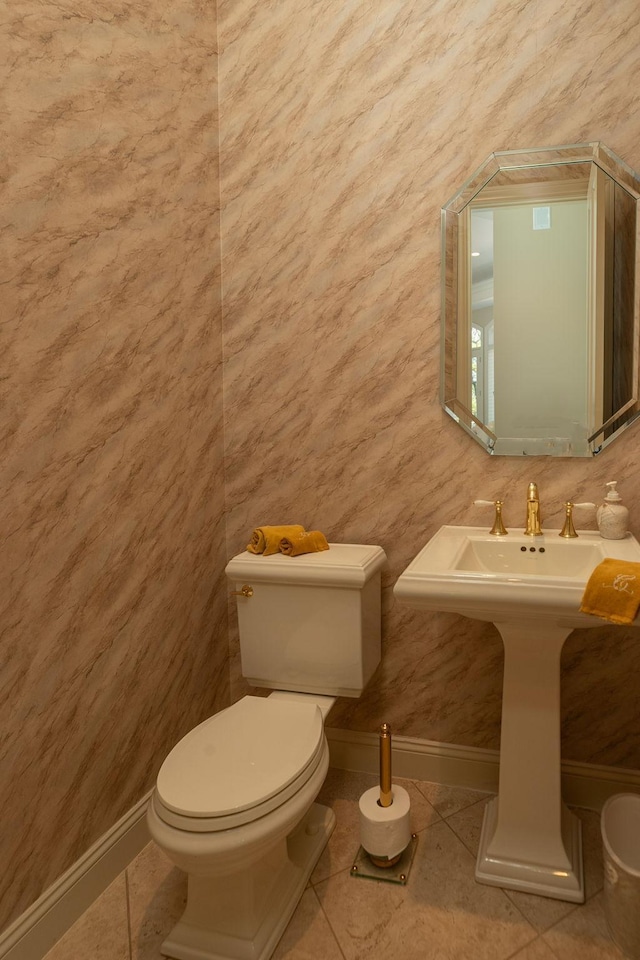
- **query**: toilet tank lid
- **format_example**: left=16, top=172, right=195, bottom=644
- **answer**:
left=225, top=543, right=386, bottom=587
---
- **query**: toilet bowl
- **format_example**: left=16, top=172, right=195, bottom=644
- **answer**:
left=148, top=695, right=335, bottom=960
left=148, top=543, right=386, bottom=960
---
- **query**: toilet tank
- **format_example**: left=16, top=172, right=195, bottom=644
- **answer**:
left=225, top=543, right=386, bottom=698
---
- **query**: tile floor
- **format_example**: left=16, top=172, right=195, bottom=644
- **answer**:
left=44, top=770, right=627, bottom=960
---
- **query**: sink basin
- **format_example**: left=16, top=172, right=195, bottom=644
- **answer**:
left=394, top=523, right=640, bottom=904
left=456, top=536, right=603, bottom=577
left=394, top=525, right=640, bottom=626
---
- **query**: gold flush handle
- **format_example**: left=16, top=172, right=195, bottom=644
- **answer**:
left=230, top=584, right=254, bottom=598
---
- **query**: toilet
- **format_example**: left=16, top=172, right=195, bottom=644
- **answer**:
left=147, top=542, right=386, bottom=960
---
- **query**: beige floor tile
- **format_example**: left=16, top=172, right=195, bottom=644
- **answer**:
left=315, top=819, right=537, bottom=960
left=443, top=794, right=490, bottom=857
left=43, top=874, right=129, bottom=960
left=127, top=841, right=187, bottom=960
left=415, top=780, right=493, bottom=820
left=312, top=770, right=439, bottom=884
left=503, top=888, right=578, bottom=936
left=542, top=892, right=625, bottom=959
left=272, top=887, right=344, bottom=960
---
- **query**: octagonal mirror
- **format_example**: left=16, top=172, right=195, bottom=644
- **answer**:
left=441, top=142, right=640, bottom=456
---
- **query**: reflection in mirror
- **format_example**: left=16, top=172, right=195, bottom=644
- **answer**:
left=441, top=143, right=640, bottom=457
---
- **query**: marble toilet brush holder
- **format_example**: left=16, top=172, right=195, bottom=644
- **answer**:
left=358, top=723, right=412, bottom=868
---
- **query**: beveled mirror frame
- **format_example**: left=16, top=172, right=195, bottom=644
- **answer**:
left=441, top=142, right=640, bottom=456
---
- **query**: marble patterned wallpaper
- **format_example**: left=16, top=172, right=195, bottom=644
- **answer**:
left=219, top=1, right=640, bottom=767
left=0, top=0, right=227, bottom=935
left=4, top=0, right=640, bottom=940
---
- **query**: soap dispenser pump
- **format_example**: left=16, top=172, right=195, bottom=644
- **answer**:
left=596, top=481, right=629, bottom=540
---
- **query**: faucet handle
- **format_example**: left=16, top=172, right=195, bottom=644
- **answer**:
left=473, top=499, right=508, bottom=537
left=559, top=502, right=596, bottom=538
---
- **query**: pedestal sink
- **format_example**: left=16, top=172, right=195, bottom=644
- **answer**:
left=394, top=525, right=640, bottom=902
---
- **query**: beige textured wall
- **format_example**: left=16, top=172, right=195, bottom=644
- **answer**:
left=219, top=1, right=640, bottom=767
left=4, top=0, right=640, bottom=937
left=0, top=0, right=227, bottom=934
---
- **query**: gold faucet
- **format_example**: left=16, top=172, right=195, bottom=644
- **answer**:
left=524, top=482, right=542, bottom=536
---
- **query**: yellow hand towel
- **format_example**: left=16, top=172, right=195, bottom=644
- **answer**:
left=247, top=524, right=306, bottom=556
left=580, top=558, right=640, bottom=624
left=279, top=531, right=330, bottom=557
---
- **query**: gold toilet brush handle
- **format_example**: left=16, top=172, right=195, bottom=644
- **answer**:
left=379, top=723, right=393, bottom=808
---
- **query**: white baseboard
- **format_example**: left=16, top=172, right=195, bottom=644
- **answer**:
left=326, top=727, right=640, bottom=811
left=0, top=791, right=152, bottom=960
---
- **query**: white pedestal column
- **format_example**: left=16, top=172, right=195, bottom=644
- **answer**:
left=475, top=620, right=584, bottom=903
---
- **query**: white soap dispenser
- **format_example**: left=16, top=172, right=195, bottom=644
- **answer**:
left=596, top=481, right=629, bottom=540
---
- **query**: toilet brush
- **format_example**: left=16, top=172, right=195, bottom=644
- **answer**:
left=358, top=723, right=412, bottom=868
left=379, top=722, right=393, bottom=809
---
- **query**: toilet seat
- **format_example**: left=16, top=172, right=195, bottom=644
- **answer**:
left=154, top=696, right=325, bottom=832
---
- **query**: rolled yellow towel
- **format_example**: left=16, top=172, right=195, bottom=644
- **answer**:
left=279, top=531, right=330, bottom=557
left=580, top=557, right=640, bottom=624
left=247, top=524, right=306, bottom=556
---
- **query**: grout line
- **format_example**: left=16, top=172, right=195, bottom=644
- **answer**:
left=542, top=944, right=564, bottom=960
left=124, top=868, right=133, bottom=960
left=501, top=932, right=545, bottom=960
left=309, top=885, right=348, bottom=960
left=408, top=776, right=494, bottom=818
left=503, top=885, right=581, bottom=932
left=441, top=797, right=490, bottom=857
left=438, top=815, right=482, bottom=862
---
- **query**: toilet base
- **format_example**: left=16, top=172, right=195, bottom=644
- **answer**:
left=160, top=802, right=335, bottom=960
